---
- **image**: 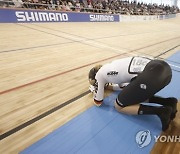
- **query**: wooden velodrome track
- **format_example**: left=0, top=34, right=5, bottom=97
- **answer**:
left=0, top=16, right=180, bottom=153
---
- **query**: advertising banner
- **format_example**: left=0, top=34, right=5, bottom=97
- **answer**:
left=0, top=8, right=120, bottom=23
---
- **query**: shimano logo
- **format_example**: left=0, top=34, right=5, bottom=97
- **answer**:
left=89, top=14, right=114, bottom=22
left=107, top=71, right=118, bottom=76
left=15, top=11, right=68, bottom=22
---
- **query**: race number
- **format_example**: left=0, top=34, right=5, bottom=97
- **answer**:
left=128, top=57, right=152, bottom=73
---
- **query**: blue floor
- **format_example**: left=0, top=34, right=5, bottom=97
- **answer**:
left=21, top=52, right=180, bottom=154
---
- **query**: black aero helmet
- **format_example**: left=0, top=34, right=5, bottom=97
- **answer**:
left=88, top=65, right=102, bottom=85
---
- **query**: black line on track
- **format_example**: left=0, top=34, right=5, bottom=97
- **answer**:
left=28, top=24, right=180, bottom=68
left=1, top=24, right=180, bottom=66
left=9, top=24, right=126, bottom=53
left=155, top=44, right=180, bottom=58
left=134, top=44, right=180, bottom=66
left=0, top=42, right=75, bottom=54
left=0, top=90, right=90, bottom=140
left=155, top=44, right=180, bottom=73
left=1, top=24, right=180, bottom=68
left=0, top=24, right=165, bottom=54
left=16, top=24, right=78, bottom=41
left=33, top=24, right=180, bottom=41
left=32, top=24, right=90, bottom=39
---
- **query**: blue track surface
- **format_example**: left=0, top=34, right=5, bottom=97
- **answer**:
left=21, top=52, right=180, bottom=154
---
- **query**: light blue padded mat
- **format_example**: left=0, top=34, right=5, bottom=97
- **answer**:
left=21, top=52, right=180, bottom=154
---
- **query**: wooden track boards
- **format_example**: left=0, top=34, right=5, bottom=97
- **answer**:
left=0, top=17, right=180, bottom=153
